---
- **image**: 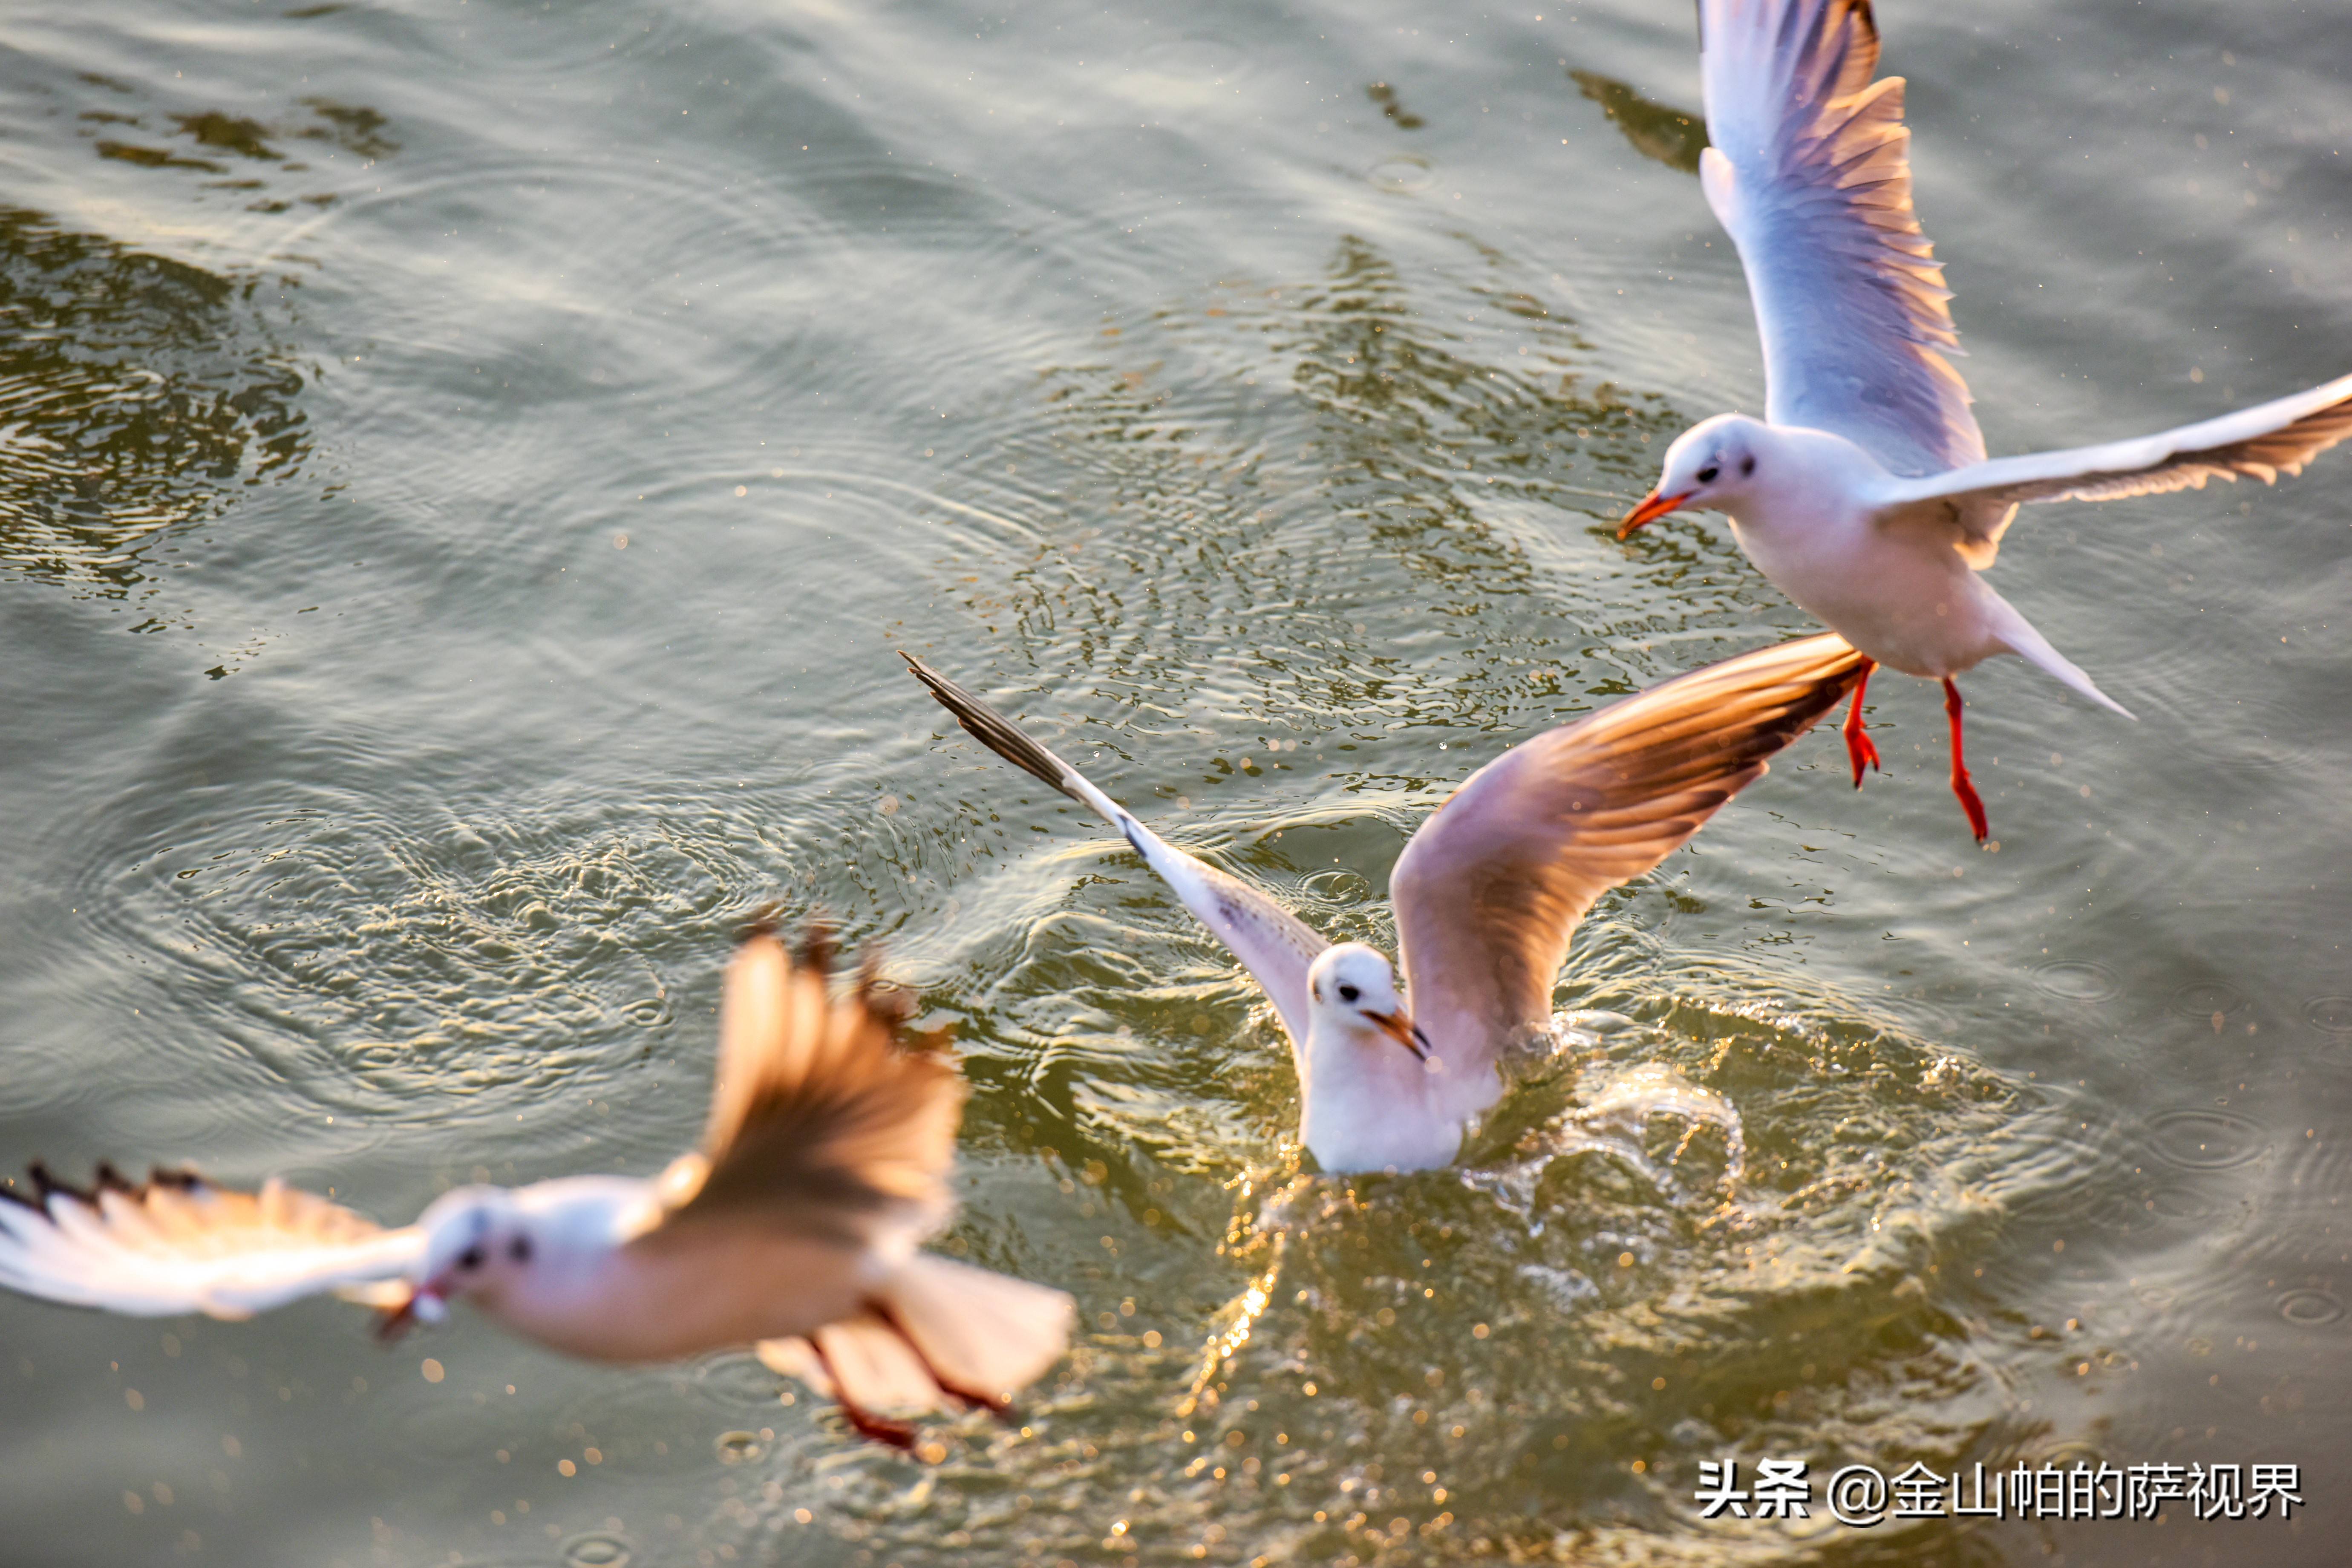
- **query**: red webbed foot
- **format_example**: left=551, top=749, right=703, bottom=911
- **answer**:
left=1841, top=658, right=1881, bottom=788
left=1942, top=677, right=1991, bottom=842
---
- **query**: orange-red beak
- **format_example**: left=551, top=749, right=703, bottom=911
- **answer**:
left=1616, top=489, right=1694, bottom=540
left=374, top=1281, right=448, bottom=1341
left=1366, top=1010, right=1430, bottom=1062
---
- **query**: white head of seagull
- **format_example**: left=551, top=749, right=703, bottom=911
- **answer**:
left=396, top=1176, right=643, bottom=1330
left=1622, top=414, right=1772, bottom=532
left=1306, top=945, right=1421, bottom=1058
left=401, top=1185, right=523, bottom=1325
left=905, top=636, right=1868, bottom=1176
left=1299, top=944, right=1453, bottom=1175
left=1614, top=0, right=2352, bottom=842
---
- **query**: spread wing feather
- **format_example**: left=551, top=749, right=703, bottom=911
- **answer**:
left=1878, top=372, right=2352, bottom=565
left=654, top=930, right=963, bottom=1251
left=1392, top=634, right=1865, bottom=1105
left=903, top=654, right=1327, bottom=1065
left=1699, top=0, right=1983, bottom=476
left=0, top=1164, right=419, bottom=1320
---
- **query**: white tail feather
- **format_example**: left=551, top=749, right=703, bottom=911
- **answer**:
left=878, top=1254, right=1074, bottom=1404
left=1983, top=593, right=2136, bottom=719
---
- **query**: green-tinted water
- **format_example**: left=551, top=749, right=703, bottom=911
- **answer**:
left=1, top=2, right=2346, bottom=1563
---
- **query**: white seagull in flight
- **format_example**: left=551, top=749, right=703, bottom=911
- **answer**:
left=0, top=929, right=1072, bottom=1451
left=1617, top=0, right=2352, bottom=840
left=905, top=635, right=1863, bottom=1174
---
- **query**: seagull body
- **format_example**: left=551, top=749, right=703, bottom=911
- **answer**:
left=0, top=932, right=1072, bottom=1450
left=1618, top=0, right=2352, bottom=839
left=905, top=634, right=1866, bottom=1174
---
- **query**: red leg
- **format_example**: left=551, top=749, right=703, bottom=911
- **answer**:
left=1942, top=678, right=1989, bottom=842
left=1840, top=657, right=1881, bottom=788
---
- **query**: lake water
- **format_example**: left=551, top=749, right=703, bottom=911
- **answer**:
left=1, top=1, right=2347, bottom=1564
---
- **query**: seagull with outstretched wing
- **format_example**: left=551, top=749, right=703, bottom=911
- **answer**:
left=0, top=929, right=1072, bottom=1452
left=905, top=635, right=1864, bottom=1173
left=1614, top=0, right=2352, bottom=841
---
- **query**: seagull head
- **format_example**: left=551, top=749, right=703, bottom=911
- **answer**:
left=379, top=1186, right=540, bottom=1337
left=1618, top=414, right=1768, bottom=538
left=1307, top=944, right=1429, bottom=1062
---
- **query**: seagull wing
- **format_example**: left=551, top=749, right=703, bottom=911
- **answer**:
left=0, top=1165, right=420, bottom=1320
left=1876, top=372, right=2352, bottom=565
left=1392, top=634, right=1864, bottom=1089
left=903, top=654, right=1328, bottom=1061
left=1699, top=0, right=1983, bottom=476
left=649, top=930, right=965, bottom=1254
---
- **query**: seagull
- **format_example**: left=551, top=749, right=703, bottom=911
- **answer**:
left=904, top=634, right=1864, bottom=1174
left=0, top=928, right=1073, bottom=1451
left=1616, top=0, right=2352, bottom=841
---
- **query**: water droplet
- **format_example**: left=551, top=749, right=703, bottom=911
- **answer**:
left=1300, top=868, right=1369, bottom=903
left=2304, top=995, right=2352, bottom=1036
left=2147, top=1108, right=2266, bottom=1170
left=2279, top=1288, right=2344, bottom=1326
left=1368, top=156, right=1436, bottom=195
left=693, top=1352, right=791, bottom=1408
left=562, top=1534, right=632, bottom=1568
left=2030, top=960, right=2118, bottom=1002
left=713, top=1430, right=767, bottom=1465
left=2168, top=981, right=2244, bottom=1019
left=2146, top=1185, right=2220, bottom=1220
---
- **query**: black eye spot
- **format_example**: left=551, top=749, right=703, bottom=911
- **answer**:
left=1696, top=464, right=1720, bottom=484
left=1337, top=983, right=1360, bottom=1004
left=508, top=1236, right=533, bottom=1264
left=1741, top=454, right=1756, bottom=477
left=457, top=1245, right=487, bottom=1272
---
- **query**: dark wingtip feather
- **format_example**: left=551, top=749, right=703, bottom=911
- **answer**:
left=10, top=1161, right=206, bottom=1212
left=900, top=653, right=1080, bottom=800
left=27, top=1162, right=89, bottom=1206
left=798, top=921, right=839, bottom=978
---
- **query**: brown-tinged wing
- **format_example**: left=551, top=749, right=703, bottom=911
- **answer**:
left=0, top=1163, right=420, bottom=1320
left=904, top=653, right=1328, bottom=1062
left=1392, top=634, right=1863, bottom=1086
left=1880, top=371, right=2352, bottom=566
left=653, top=931, right=963, bottom=1248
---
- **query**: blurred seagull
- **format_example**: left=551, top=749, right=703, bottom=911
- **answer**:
left=0, top=929, right=1072, bottom=1451
left=905, top=636, right=1863, bottom=1174
left=1617, top=0, right=2352, bottom=840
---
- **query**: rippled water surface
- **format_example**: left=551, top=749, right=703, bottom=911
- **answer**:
left=1, top=1, right=2348, bottom=1563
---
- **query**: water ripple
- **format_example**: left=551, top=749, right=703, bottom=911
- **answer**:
left=2277, top=1288, right=2345, bottom=1327
left=2145, top=1108, right=2268, bottom=1170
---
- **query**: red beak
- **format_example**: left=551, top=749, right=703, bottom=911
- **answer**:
left=1616, top=489, right=1695, bottom=540
left=375, top=1294, right=419, bottom=1342
left=1366, top=1010, right=1431, bottom=1062
left=375, top=1280, right=448, bottom=1342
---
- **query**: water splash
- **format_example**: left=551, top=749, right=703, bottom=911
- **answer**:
left=1464, top=1060, right=1746, bottom=1222
left=1495, top=1008, right=1640, bottom=1076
